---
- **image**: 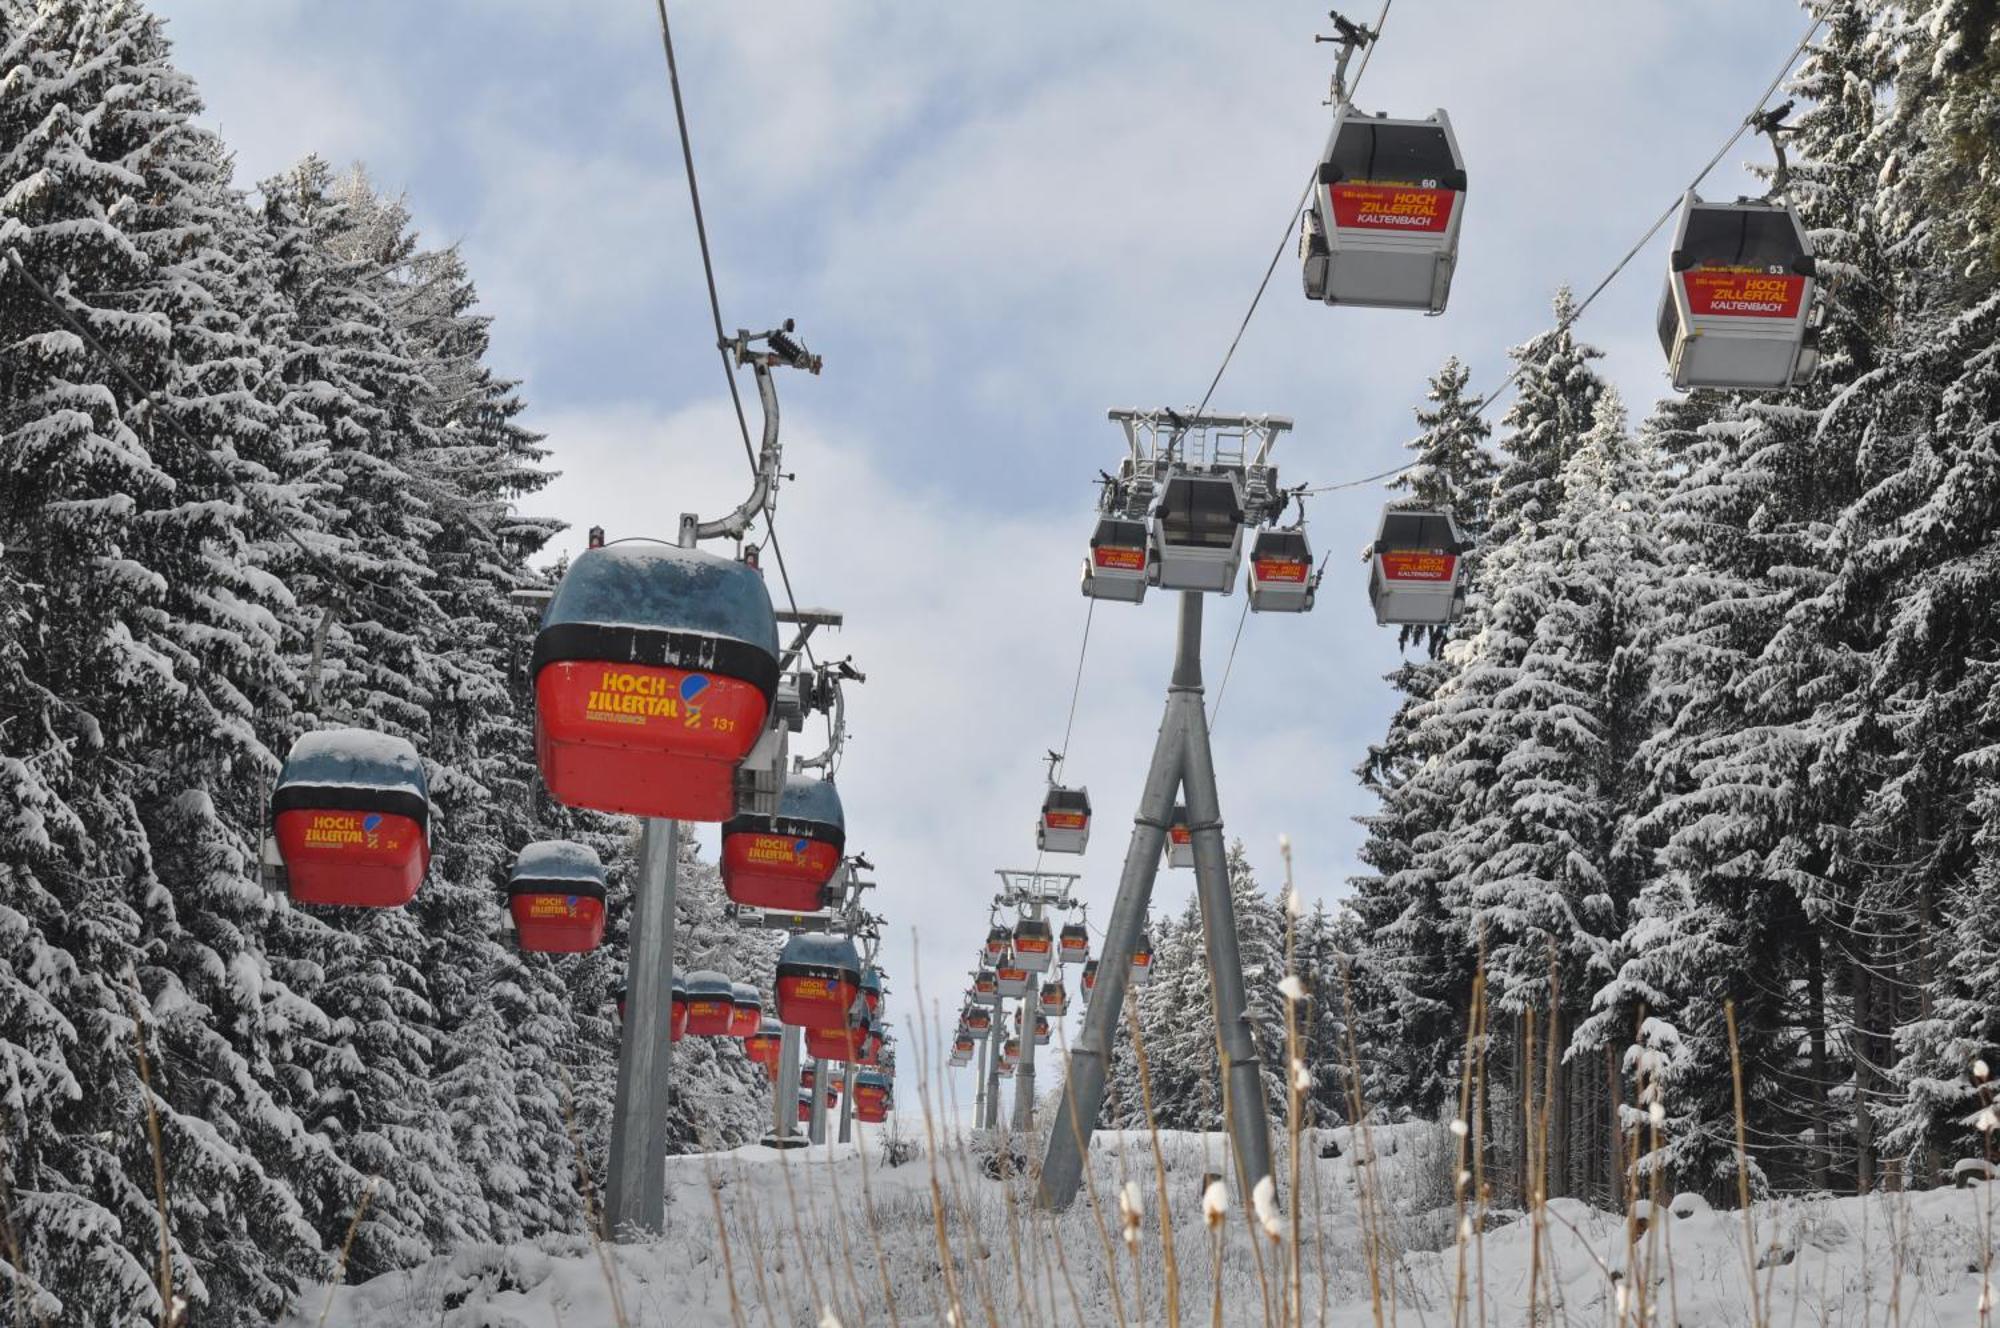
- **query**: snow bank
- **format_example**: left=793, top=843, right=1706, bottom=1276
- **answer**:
left=291, top=1124, right=2000, bottom=1327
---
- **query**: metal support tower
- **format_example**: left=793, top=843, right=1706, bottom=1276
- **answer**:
left=606, top=818, right=680, bottom=1233
left=770, top=1024, right=805, bottom=1147
left=808, top=1058, right=829, bottom=1143
left=1037, top=591, right=1274, bottom=1211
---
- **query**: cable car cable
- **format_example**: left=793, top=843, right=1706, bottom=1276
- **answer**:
left=1193, top=0, right=1394, bottom=417
left=650, top=0, right=820, bottom=672
left=1299, top=12, right=1826, bottom=498
left=1206, top=597, right=1252, bottom=732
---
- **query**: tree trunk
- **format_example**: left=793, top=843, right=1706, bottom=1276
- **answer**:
left=1806, top=930, right=1832, bottom=1192
left=1851, top=951, right=1876, bottom=1194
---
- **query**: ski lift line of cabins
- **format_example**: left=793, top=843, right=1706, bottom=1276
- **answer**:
left=1291, top=19, right=1827, bottom=508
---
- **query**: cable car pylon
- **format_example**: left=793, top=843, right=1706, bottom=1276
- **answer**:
left=1039, top=409, right=1294, bottom=1214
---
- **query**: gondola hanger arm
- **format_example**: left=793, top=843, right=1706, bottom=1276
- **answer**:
left=679, top=321, right=822, bottom=549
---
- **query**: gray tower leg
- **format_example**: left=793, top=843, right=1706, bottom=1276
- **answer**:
left=766, top=1023, right=805, bottom=1148
left=809, top=1058, right=829, bottom=1143
left=838, top=1062, right=856, bottom=1143
left=1035, top=593, right=1201, bottom=1210
left=1183, top=681, right=1275, bottom=1201
left=607, top=817, right=679, bottom=1235
left=985, top=998, right=1006, bottom=1130
left=973, top=1026, right=989, bottom=1130
left=1013, top=976, right=1039, bottom=1132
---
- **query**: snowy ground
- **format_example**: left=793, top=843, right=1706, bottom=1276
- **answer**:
left=291, top=1120, right=1999, bottom=1327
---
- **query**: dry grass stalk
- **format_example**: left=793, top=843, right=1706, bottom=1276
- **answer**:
left=1124, top=998, right=1182, bottom=1327
left=700, top=1154, right=747, bottom=1328
left=556, top=1068, right=632, bottom=1328
left=850, top=1115, right=904, bottom=1328
left=907, top=954, right=971, bottom=1328
left=1724, top=1000, right=1765, bottom=1328
left=315, top=1177, right=380, bottom=1328
left=0, top=1120, right=49, bottom=1328
left=1450, top=969, right=1483, bottom=1328
left=1049, top=1017, right=1131, bottom=1328
left=1280, top=836, right=1305, bottom=1328
left=728, top=1156, right=786, bottom=1328
left=1336, top=964, right=1388, bottom=1328
left=123, top=983, right=177, bottom=1327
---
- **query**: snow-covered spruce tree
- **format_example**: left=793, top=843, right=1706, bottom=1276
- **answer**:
left=1348, top=354, right=1501, bottom=1114
left=1386, top=354, right=1497, bottom=657
left=0, top=2, right=344, bottom=1319
left=1839, top=0, right=2000, bottom=1179
left=1349, top=297, right=1612, bottom=1165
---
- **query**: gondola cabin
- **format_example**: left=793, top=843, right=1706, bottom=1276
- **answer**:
left=952, top=1033, right=977, bottom=1062
left=997, top=1059, right=1016, bottom=1079
left=859, top=1025, right=885, bottom=1065
left=800, top=1065, right=817, bottom=1093
left=1131, top=933, right=1155, bottom=986
left=730, top=983, right=763, bottom=1038
left=973, top=969, right=1000, bottom=1005
left=533, top=544, right=781, bottom=822
left=805, top=1019, right=868, bottom=1062
left=853, top=1070, right=891, bottom=1115
left=507, top=841, right=608, bottom=953
left=1058, top=922, right=1089, bottom=965
left=1152, top=472, right=1245, bottom=594
left=1368, top=507, right=1469, bottom=626
left=721, top=774, right=845, bottom=911
left=1302, top=106, right=1465, bottom=314
left=860, top=967, right=884, bottom=1020
left=775, top=933, right=863, bottom=1029
left=1165, top=804, right=1194, bottom=869
left=1081, top=515, right=1149, bottom=603
left=1249, top=528, right=1315, bottom=613
left=1080, top=959, right=1099, bottom=1004
left=671, top=979, right=689, bottom=1043
left=1037, top=786, right=1092, bottom=854
left=798, top=1093, right=816, bottom=1124
left=983, top=925, right=1012, bottom=964
left=1031, top=1014, right=1052, bottom=1046
left=1000, top=1038, right=1021, bottom=1071
left=963, top=1004, right=993, bottom=1035
left=1012, top=918, right=1054, bottom=973
left=1039, top=981, right=1069, bottom=1017
left=745, top=1018, right=783, bottom=1075
left=272, top=729, right=432, bottom=907
left=949, top=1042, right=973, bottom=1068
left=1658, top=193, right=1819, bottom=391
left=996, top=963, right=1031, bottom=1000
left=683, top=971, right=737, bottom=1037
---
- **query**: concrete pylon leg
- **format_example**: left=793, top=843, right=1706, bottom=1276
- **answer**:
left=809, top=1058, right=829, bottom=1143
left=607, top=818, right=679, bottom=1235
left=767, top=1023, right=804, bottom=1147
left=1184, top=690, right=1275, bottom=1202
left=1036, top=592, right=1205, bottom=1211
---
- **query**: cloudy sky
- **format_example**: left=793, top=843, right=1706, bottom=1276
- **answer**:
left=159, top=0, right=1812, bottom=1110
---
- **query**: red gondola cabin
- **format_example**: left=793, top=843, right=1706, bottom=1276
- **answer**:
left=722, top=775, right=845, bottom=911
left=533, top=545, right=781, bottom=822
left=745, top=1018, right=782, bottom=1076
left=806, top=1018, right=869, bottom=1062
left=671, top=978, right=689, bottom=1042
left=730, top=983, right=763, bottom=1038
left=507, top=840, right=608, bottom=953
left=272, top=729, right=431, bottom=907
left=775, top=933, right=863, bottom=1030
left=683, top=971, right=737, bottom=1037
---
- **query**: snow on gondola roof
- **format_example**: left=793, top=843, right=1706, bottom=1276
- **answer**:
left=541, top=544, right=780, bottom=657
left=278, top=729, right=428, bottom=794
left=511, top=840, right=607, bottom=884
